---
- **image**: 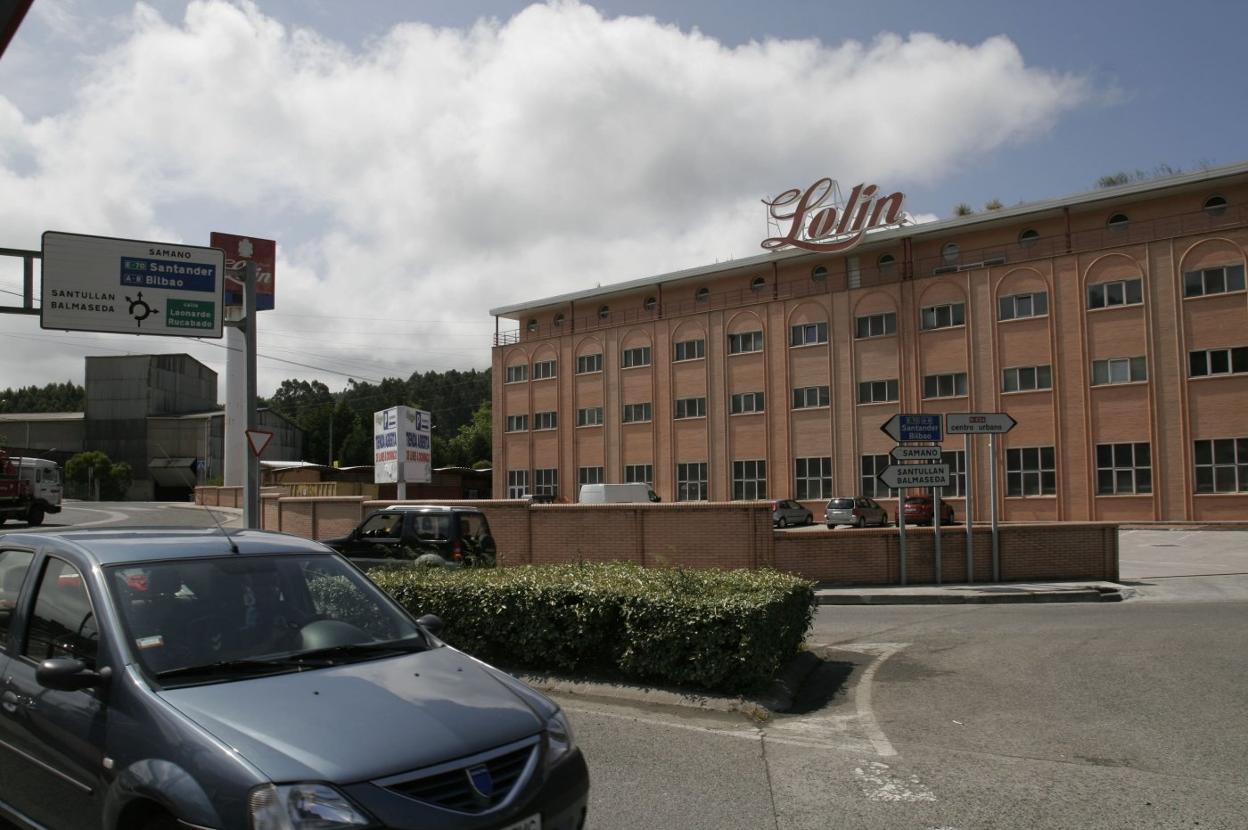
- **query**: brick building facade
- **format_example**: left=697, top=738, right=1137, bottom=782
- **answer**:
left=490, top=164, right=1248, bottom=522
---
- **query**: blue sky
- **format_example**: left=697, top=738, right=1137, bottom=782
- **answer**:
left=0, top=0, right=1244, bottom=395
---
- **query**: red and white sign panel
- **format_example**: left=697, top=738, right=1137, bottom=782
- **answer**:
left=245, top=429, right=274, bottom=457
left=211, top=232, right=276, bottom=311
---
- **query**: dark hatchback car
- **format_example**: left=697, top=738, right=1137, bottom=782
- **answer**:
left=321, top=506, right=498, bottom=569
left=0, top=528, right=588, bottom=830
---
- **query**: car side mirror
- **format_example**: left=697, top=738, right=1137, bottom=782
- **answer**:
left=36, top=658, right=111, bottom=691
left=416, top=614, right=444, bottom=636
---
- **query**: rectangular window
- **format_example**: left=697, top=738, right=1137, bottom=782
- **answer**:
left=855, top=312, right=897, bottom=339
left=920, top=302, right=966, bottom=330
left=999, top=291, right=1049, bottom=321
left=674, top=397, right=707, bottom=419
left=1189, top=347, right=1248, bottom=378
left=730, top=392, right=765, bottom=414
left=857, top=379, right=900, bottom=404
left=1184, top=264, right=1246, bottom=298
left=576, top=353, right=603, bottom=374
left=860, top=454, right=895, bottom=498
left=728, top=331, right=764, bottom=354
left=533, top=411, right=557, bottom=430
left=507, top=470, right=528, bottom=499
left=674, top=339, right=706, bottom=361
left=0, top=550, right=34, bottom=646
left=1092, top=356, right=1148, bottom=385
left=1002, top=365, right=1053, bottom=393
left=795, top=457, right=833, bottom=500
left=625, top=464, right=653, bottom=487
left=578, top=466, right=604, bottom=487
left=1096, top=443, right=1152, bottom=495
left=531, top=360, right=556, bottom=380
left=576, top=407, right=603, bottom=427
left=792, top=386, right=831, bottom=409
left=621, top=346, right=652, bottom=368
left=534, top=468, right=559, bottom=498
left=1194, top=437, right=1248, bottom=493
left=790, top=322, right=829, bottom=347
left=622, top=402, right=652, bottom=423
left=676, top=462, right=708, bottom=501
left=938, top=450, right=966, bottom=499
left=505, top=414, right=528, bottom=432
left=1087, top=278, right=1143, bottom=309
left=732, top=460, right=767, bottom=500
left=25, top=559, right=98, bottom=669
left=505, top=364, right=528, bottom=383
left=1006, top=446, right=1057, bottom=496
left=922, top=372, right=968, bottom=399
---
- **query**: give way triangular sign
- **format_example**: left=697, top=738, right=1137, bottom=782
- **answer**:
left=246, top=429, right=274, bottom=457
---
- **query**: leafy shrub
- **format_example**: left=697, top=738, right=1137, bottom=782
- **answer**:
left=371, top=563, right=815, bottom=694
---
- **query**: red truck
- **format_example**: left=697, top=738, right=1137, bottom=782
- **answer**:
left=0, top=449, right=62, bottom=526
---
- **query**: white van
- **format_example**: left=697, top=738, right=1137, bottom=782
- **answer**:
left=578, top=483, right=661, bottom=503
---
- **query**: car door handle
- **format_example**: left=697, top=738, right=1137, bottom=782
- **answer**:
left=1, top=690, right=19, bottom=714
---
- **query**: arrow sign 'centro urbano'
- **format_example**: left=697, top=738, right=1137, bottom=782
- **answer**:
left=878, top=463, right=951, bottom=489
left=881, top=413, right=942, bottom=443
left=891, top=445, right=943, bottom=462
left=946, top=413, right=1018, bottom=434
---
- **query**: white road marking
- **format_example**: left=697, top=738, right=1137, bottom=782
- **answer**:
left=853, top=760, right=936, bottom=802
left=57, top=506, right=131, bottom=527
left=559, top=704, right=764, bottom=743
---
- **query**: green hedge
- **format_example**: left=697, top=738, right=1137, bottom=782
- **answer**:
left=371, top=563, right=815, bottom=695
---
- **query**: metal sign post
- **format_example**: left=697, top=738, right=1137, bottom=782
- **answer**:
left=878, top=461, right=951, bottom=585
left=242, top=261, right=259, bottom=528
left=990, top=433, right=1000, bottom=581
left=965, top=433, right=974, bottom=580
left=881, top=414, right=944, bottom=586
left=933, top=481, right=943, bottom=584
left=947, top=413, right=1017, bottom=582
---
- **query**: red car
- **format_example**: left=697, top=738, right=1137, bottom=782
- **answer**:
left=902, top=495, right=956, bottom=526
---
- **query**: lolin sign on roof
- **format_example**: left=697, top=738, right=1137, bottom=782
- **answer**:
left=761, top=178, right=906, bottom=254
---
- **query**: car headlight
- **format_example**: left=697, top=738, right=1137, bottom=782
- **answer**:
left=249, top=783, right=372, bottom=829
left=545, top=709, right=576, bottom=766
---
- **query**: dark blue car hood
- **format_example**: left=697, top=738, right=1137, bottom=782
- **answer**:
left=158, top=646, right=545, bottom=783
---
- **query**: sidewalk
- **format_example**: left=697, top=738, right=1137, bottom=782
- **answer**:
left=815, top=580, right=1133, bottom=604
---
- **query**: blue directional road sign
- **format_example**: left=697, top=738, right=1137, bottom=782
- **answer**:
left=881, top=413, right=943, bottom=443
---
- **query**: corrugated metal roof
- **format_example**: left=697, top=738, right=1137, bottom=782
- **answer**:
left=0, top=412, right=84, bottom=422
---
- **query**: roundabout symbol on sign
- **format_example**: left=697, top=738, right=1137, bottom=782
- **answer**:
left=125, top=292, right=160, bottom=328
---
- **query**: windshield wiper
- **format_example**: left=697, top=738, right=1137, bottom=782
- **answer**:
left=289, top=637, right=431, bottom=663
left=154, top=657, right=312, bottom=681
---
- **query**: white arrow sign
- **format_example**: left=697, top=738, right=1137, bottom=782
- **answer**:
left=878, top=463, right=951, bottom=489
left=946, top=412, right=1017, bottom=434
left=891, top=445, right=943, bottom=462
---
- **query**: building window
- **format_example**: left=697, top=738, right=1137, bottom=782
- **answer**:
left=1107, top=213, right=1130, bottom=232
left=790, top=321, right=828, bottom=347
left=677, top=462, right=708, bottom=501
left=732, top=460, right=767, bottom=500
left=921, top=302, right=966, bottom=330
left=728, top=331, right=764, bottom=354
left=1006, top=447, right=1056, bottom=496
left=878, top=253, right=896, bottom=271
left=923, top=372, right=968, bottom=399
left=576, top=407, right=603, bottom=427
left=621, top=346, right=652, bottom=368
left=750, top=276, right=766, bottom=293
left=526, top=319, right=538, bottom=333
left=938, top=450, right=966, bottom=498
left=858, top=379, right=899, bottom=404
left=505, top=364, right=528, bottom=383
left=507, top=470, right=528, bottom=499
left=999, top=291, right=1048, bottom=320
left=1003, top=365, right=1053, bottom=393
left=625, top=464, right=653, bottom=487
left=860, top=454, right=895, bottom=498
left=576, top=353, right=603, bottom=374
left=1018, top=228, right=1040, bottom=248
left=534, top=468, right=559, bottom=498
left=1183, top=264, right=1246, bottom=298
left=622, top=402, right=652, bottom=423
left=553, top=313, right=565, bottom=328
left=1203, top=195, right=1228, bottom=217
left=674, top=339, right=705, bottom=361
left=793, top=386, right=830, bottom=409
left=855, top=312, right=897, bottom=339
left=941, top=243, right=960, bottom=266
left=1087, top=278, right=1143, bottom=309
left=1093, top=356, right=1148, bottom=385
left=578, top=466, right=604, bottom=487
left=730, top=392, right=764, bottom=414
left=597, top=305, right=610, bottom=320
left=674, top=397, right=707, bottom=419
left=1096, top=443, right=1152, bottom=495
left=1189, top=347, right=1248, bottom=378
left=795, top=457, right=832, bottom=500
left=1194, top=437, right=1248, bottom=493
left=533, top=411, right=557, bottom=430
left=695, top=287, right=710, bottom=303
left=532, top=359, right=556, bottom=380
left=644, top=296, right=657, bottom=312
left=811, top=266, right=828, bottom=283
left=505, top=414, right=528, bottom=432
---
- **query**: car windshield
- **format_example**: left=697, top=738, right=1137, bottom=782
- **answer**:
left=828, top=499, right=854, bottom=509
left=106, top=553, right=426, bottom=684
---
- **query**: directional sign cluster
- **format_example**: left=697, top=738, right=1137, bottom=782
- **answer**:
left=879, top=412, right=1016, bottom=490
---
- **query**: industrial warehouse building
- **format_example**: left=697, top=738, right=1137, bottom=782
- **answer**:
left=489, top=163, right=1248, bottom=522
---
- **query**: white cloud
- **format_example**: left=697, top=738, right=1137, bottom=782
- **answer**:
left=0, top=0, right=1089, bottom=395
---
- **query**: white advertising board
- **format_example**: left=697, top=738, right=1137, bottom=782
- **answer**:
left=374, top=406, right=432, bottom=485
left=41, top=231, right=225, bottom=338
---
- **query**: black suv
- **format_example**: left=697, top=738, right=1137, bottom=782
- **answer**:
left=321, top=505, right=499, bottom=568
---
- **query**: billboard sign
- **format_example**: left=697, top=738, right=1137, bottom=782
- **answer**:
left=762, top=178, right=906, bottom=253
left=211, top=232, right=275, bottom=310
left=373, top=406, right=432, bottom=485
left=41, top=231, right=224, bottom=338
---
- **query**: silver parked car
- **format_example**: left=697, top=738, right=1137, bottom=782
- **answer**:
left=825, top=496, right=890, bottom=528
left=771, top=499, right=813, bottom=527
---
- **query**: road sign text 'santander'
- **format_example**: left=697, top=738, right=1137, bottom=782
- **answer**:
left=762, top=178, right=906, bottom=253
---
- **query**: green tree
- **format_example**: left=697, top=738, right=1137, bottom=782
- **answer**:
left=443, top=402, right=492, bottom=468
left=338, top=413, right=373, bottom=467
left=0, top=381, right=85, bottom=413
left=65, top=451, right=131, bottom=500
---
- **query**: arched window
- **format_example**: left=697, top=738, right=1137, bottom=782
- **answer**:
left=598, top=305, right=610, bottom=320
left=644, top=296, right=657, bottom=312
left=1203, top=195, right=1228, bottom=217
left=811, top=266, right=828, bottom=283
left=1107, top=213, right=1130, bottom=232
left=942, top=243, right=960, bottom=265
left=553, top=313, right=565, bottom=328
left=526, top=319, right=537, bottom=332
left=877, top=253, right=896, bottom=270
left=695, top=287, right=709, bottom=303
left=750, top=277, right=766, bottom=293
left=1018, top=229, right=1040, bottom=248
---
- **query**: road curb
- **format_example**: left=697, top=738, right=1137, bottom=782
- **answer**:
left=816, top=587, right=1131, bottom=605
